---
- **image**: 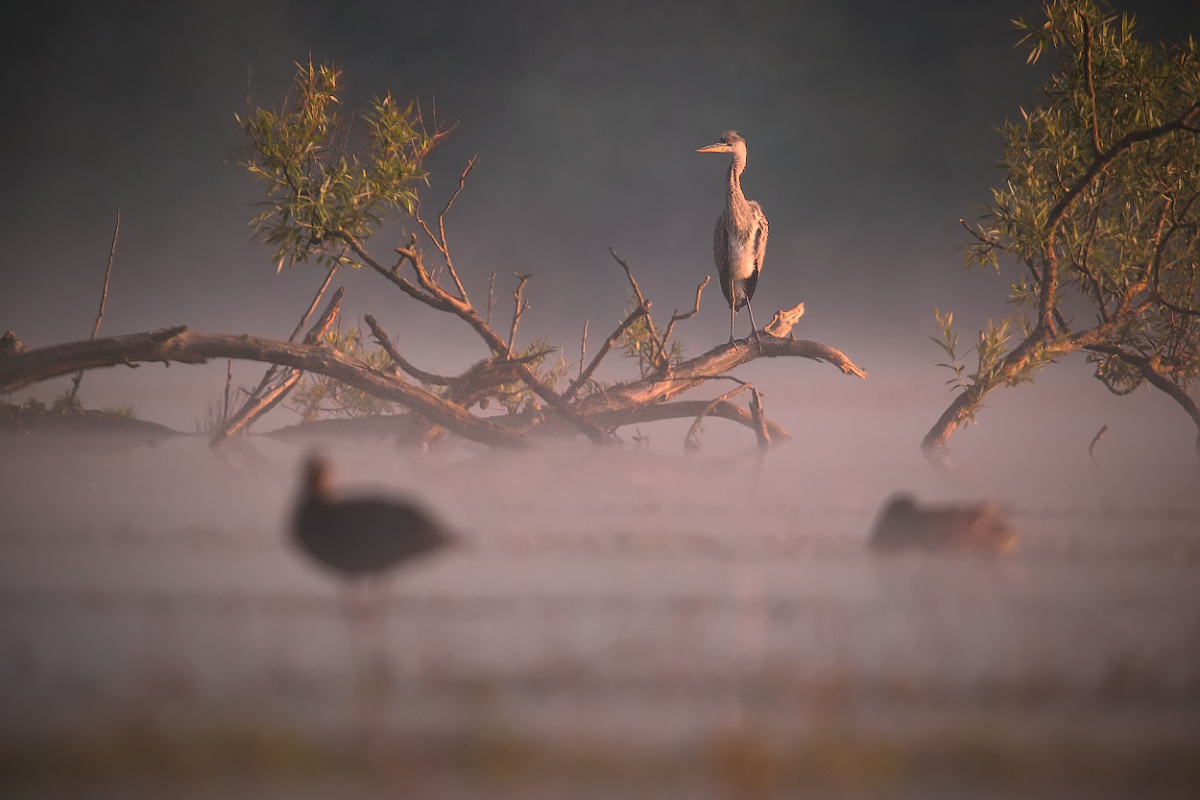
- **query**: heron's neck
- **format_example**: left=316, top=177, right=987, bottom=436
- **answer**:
left=725, top=156, right=747, bottom=210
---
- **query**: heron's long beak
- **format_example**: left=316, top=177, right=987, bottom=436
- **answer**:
left=696, top=143, right=731, bottom=153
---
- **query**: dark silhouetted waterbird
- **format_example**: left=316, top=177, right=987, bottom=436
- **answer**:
left=292, top=456, right=451, bottom=578
left=870, top=494, right=1017, bottom=554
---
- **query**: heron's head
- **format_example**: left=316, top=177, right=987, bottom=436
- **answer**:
left=697, top=131, right=747, bottom=159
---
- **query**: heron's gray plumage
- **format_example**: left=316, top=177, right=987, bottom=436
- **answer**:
left=698, top=131, right=769, bottom=342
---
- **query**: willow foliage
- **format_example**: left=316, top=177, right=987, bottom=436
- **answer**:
left=929, top=0, right=1200, bottom=450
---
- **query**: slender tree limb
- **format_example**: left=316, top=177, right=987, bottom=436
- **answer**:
left=222, top=360, right=232, bottom=421
left=339, top=229, right=613, bottom=443
left=1088, top=423, right=1108, bottom=468
left=363, top=313, right=449, bottom=385
left=1034, top=99, right=1200, bottom=333
left=608, top=248, right=668, bottom=372
left=1081, top=16, right=1102, bottom=158
left=415, top=155, right=476, bottom=302
left=563, top=304, right=648, bottom=402
left=576, top=398, right=790, bottom=441
left=578, top=320, right=588, bottom=379
left=508, top=273, right=531, bottom=352
left=237, top=265, right=339, bottom=415
left=748, top=387, right=771, bottom=449
left=921, top=303, right=1161, bottom=452
left=211, top=287, right=345, bottom=441
left=1045, top=98, right=1200, bottom=238
left=685, top=384, right=750, bottom=449
left=68, top=210, right=120, bottom=401
left=660, top=275, right=710, bottom=350
left=1086, top=343, right=1200, bottom=453
left=287, top=266, right=339, bottom=344
left=486, top=270, right=496, bottom=327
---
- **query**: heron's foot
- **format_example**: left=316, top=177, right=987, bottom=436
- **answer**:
left=749, top=327, right=764, bottom=353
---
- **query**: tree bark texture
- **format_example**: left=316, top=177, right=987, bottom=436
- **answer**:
left=0, top=326, right=866, bottom=449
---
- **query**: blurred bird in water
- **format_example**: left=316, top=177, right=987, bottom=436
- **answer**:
left=869, top=494, right=1018, bottom=554
left=292, top=455, right=451, bottom=579
left=697, top=131, right=769, bottom=343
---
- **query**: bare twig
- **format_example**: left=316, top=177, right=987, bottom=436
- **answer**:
left=660, top=275, right=710, bottom=349
left=508, top=273, right=531, bottom=352
left=486, top=270, right=496, bottom=326
left=415, top=155, right=477, bottom=302
left=578, top=320, right=588, bottom=379
left=685, top=383, right=751, bottom=449
left=564, top=304, right=648, bottom=402
left=235, top=265, right=338, bottom=415
left=287, top=265, right=339, bottom=344
left=210, top=287, right=345, bottom=442
left=363, top=314, right=449, bottom=386
left=68, top=210, right=120, bottom=400
left=222, top=360, right=232, bottom=421
left=388, top=234, right=614, bottom=443
left=1081, top=16, right=1102, bottom=158
left=1088, top=423, right=1108, bottom=468
left=748, top=387, right=771, bottom=449
left=608, top=248, right=666, bottom=369
left=91, top=211, right=120, bottom=340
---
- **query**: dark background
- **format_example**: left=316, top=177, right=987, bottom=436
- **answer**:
left=1, top=0, right=1197, bottom=436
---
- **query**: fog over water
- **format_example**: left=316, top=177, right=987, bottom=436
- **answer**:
left=0, top=413, right=1197, bottom=797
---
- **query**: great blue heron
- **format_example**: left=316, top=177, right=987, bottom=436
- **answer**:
left=697, top=131, right=769, bottom=343
left=292, top=455, right=451, bottom=579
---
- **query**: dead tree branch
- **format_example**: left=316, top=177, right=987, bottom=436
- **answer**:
left=684, top=384, right=751, bottom=449
left=578, top=320, right=588, bottom=379
left=231, top=265, right=339, bottom=423
left=660, top=275, right=710, bottom=349
left=608, top=248, right=669, bottom=372
left=0, top=326, right=529, bottom=448
left=748, top=387, right=771, bottom=449
left=572, top=398, right=791, bottom=441
left=363, top=313, right=449, bottom=385
left=68, top=210, right=120, bottom=401
left=415, top=155, right=477, bottom=302
left=211, top=287, right=345, bottom=442
left=574, top=331, right=866, bottom=422
left=563, top=303, right=649, bottom=402
left=508, top=273, right=531, bottom=352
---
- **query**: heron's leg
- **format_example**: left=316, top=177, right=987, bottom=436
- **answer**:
left=729, top=300, right=736, bottom=344
left=745, top=301, right=762, bottom=352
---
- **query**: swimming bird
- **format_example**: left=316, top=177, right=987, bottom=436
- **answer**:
left=292, top=455, right=451, bottom=578
left=869, top=494, right=1018, bottom=554
left=697, top=131, right=769, bottom=343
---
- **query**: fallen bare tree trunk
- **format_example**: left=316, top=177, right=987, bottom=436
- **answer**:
left=0, top=326, right=529, bottom=448
left=0, top=323, right=866, bottom=449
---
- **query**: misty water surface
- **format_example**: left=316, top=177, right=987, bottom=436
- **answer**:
left=1, top=406, right=1196, bottom=754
